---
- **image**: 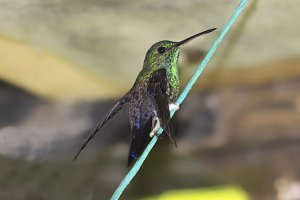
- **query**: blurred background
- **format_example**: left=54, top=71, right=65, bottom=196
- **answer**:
left=0, top=0, right=300, bottom=199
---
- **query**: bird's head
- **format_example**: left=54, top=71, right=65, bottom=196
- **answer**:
left=143, top=28, right=217, bottom=71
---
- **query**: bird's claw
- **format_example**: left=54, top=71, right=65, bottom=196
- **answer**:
left=149, top=131, right=163, bottom=139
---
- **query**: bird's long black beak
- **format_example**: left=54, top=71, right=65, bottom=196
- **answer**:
left=176, top=28, right=217, bottom=47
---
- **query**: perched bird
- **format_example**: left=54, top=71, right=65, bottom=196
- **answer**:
left=73, top=28, right=216, bottom=166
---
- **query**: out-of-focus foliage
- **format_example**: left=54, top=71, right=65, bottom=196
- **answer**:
left=142, top=186, right=249, bottom=200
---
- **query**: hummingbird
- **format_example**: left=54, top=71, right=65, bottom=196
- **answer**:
left=73, top=28, right=216, bottom=166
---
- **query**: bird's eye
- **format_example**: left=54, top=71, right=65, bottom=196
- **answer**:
left=157, top=47, right=166, bottom=54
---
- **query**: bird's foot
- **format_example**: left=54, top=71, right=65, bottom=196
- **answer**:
left=149, top=118, right=161, bottom=138
left=169, top=103, right=180, bottom=112
left=149, top=131, right=162, bottom=139
left=149, top=131, right=156, bottom=138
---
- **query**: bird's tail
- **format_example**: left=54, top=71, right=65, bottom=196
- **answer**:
left=127, top=118, right=153, bottom=167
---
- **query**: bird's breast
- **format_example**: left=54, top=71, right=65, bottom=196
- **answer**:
left=166, top=70, right=179, bottom=102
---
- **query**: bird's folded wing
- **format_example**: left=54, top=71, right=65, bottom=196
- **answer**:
left=147, top=68, right=177, bottom=146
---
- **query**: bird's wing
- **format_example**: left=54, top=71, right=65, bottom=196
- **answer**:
left=147, top=68, right=177, bottom=146
left=73, top=94, right=130, bottom=161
